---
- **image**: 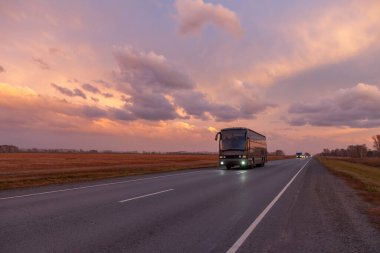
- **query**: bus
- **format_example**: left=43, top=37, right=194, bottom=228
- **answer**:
left=215, top=127, right=267, bottom=169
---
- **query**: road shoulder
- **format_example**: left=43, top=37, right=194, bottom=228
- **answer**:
left=239, top=158, right=380, bottom=253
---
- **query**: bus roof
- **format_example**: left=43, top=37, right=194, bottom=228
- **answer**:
left=221, top=127, right=266, bottom=138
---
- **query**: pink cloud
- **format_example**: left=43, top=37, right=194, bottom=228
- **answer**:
left=175, top=0, right=243, bottom=36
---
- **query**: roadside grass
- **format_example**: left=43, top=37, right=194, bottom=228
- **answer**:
left=0, top=153, right=292, bottom=190
left=318, top=156, right=380, bottom=228
left=326, top=157, right=380, bottom=168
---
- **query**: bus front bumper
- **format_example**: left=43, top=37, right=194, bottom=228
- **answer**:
left=219, top=159, right=249, bottom=168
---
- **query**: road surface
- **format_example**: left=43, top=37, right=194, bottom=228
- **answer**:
left=1, top=158, right=379, bottom=252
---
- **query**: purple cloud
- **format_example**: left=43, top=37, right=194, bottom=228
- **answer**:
left=102, top=92, right=113, bottom=98
left=51, top=83, right=87, bottom=99
left=288, top=83, right=380, bottom=128
left=82, top=106, right=107, bottom=118
left=82, top=83, right=100, bottom=94
left=113, top=45, right=273, bottom=122
left=114, top=46, right=195, bottom=92
left=32, top=57, right=50, bottom=70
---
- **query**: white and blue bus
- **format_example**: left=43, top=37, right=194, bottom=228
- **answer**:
left=215, top=127, right=267, bottom=169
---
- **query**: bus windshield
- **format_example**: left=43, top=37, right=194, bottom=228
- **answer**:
left=220, top=130, right=246, bottom=151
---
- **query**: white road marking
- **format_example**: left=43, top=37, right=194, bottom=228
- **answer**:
left=236, top=171, right=247, bottom=174
left=226, top=158, right=312, bottom=253
left=0, top=170, right=214, bottom=201
left=119, top=189, right=174, bottom=203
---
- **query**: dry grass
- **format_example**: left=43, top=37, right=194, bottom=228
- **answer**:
left=0, top=153, right=292, bottom=190
left=327, top=157, right=380, bottom=168
left=318, top=156, right=380, bottom=228
left=0, top=153, right=218, bottom=190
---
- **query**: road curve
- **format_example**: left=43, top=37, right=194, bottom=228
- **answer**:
left=1, top=158, right=379, bottom=253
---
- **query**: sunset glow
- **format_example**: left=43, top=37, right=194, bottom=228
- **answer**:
left=1, top=0, right=380, bottom=154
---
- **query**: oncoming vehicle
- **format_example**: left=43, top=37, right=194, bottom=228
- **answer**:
left=296, top=152, right=303, bottom=158
left=215, top=127, right=267, bottom=169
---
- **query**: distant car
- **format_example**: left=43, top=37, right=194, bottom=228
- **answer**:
left=296, top=152, right=302, bottom=158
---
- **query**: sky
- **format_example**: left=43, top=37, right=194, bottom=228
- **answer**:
left=1, top=0, right=380, bottom=154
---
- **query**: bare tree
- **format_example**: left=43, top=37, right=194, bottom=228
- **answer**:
left=373, top=135, right=380, bottom=151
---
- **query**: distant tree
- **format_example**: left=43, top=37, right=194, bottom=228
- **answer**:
left=0, top=145, right=19, bottom=153
left=322, top=148, right=330, bottom=156
left=373, top=135, right=380, bottom=154
left=347, top=144, right=367, bottom=158
left=304, top=152, right=311, bottom=157
left=275, top=149, right=285, bottom=156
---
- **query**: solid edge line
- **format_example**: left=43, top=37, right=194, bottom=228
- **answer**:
left=226, top=158, right=313, bottom=253
left=0, top=170, right=213, bottom=200
left=119, top=189, right=174, bottom=203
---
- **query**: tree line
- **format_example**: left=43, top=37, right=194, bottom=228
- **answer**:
left=320, top=135, right=380, bottom=158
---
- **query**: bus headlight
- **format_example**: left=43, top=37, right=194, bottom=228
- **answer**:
left=220, top=161, right=224, bottom=165
left=241, top=160, right=246, bottom=165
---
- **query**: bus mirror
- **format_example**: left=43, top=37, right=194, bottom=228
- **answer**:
left=215, top=132, right=220, bottom=141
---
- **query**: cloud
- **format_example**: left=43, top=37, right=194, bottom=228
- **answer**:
left=82, top=83, right=100, bottom=94
left=102, top=92, right=113, bottom=98
left=93, top=79, right=111, bottom=88
left=0, top=83, right=90, bottom=131
left=113, top=46, right=192, bottom=121
left=173, top=90, right=211, bottom=120
left=0, top=83, right=122, bottom=132
left=91, top=97, right=99, bottom=102
left=32, top=57, right=50, bottom=70
left=51, top=83, right=87, bottom=99
left=113, top=45, right=272, bottom=122
left=241, top=1, right=380, bottom=86
left=175, top=0, right=242, bottom=36
left=129, top=92, right=178, bottom=121
left=174, top=90, right=274, bottom=122
left=0, top=65, right=4, bottom=73
left=73, top=88, right=86, bottom=99
left=114, top=46, right=195, bottom=92
left=110, top=108, right=136, bottom=121
left=82, top=106, right=107, bottom=118
left=173, top=90, right=242, bottom=122
left=288, top=83, right=380, bottom=128
left=239, top=97, right=275, bottom=118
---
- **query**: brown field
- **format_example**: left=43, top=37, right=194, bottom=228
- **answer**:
left=318, top=156, right=380, bottom=228
left=0, top=153, right=292, bottom=190
left=324, top=157, right=380, bottom=168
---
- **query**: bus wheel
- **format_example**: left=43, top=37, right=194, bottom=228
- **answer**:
left=226, top=165, right=231, bottom=170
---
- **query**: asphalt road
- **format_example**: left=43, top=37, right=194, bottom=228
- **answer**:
left=1, top=158, right=379, bottom=253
